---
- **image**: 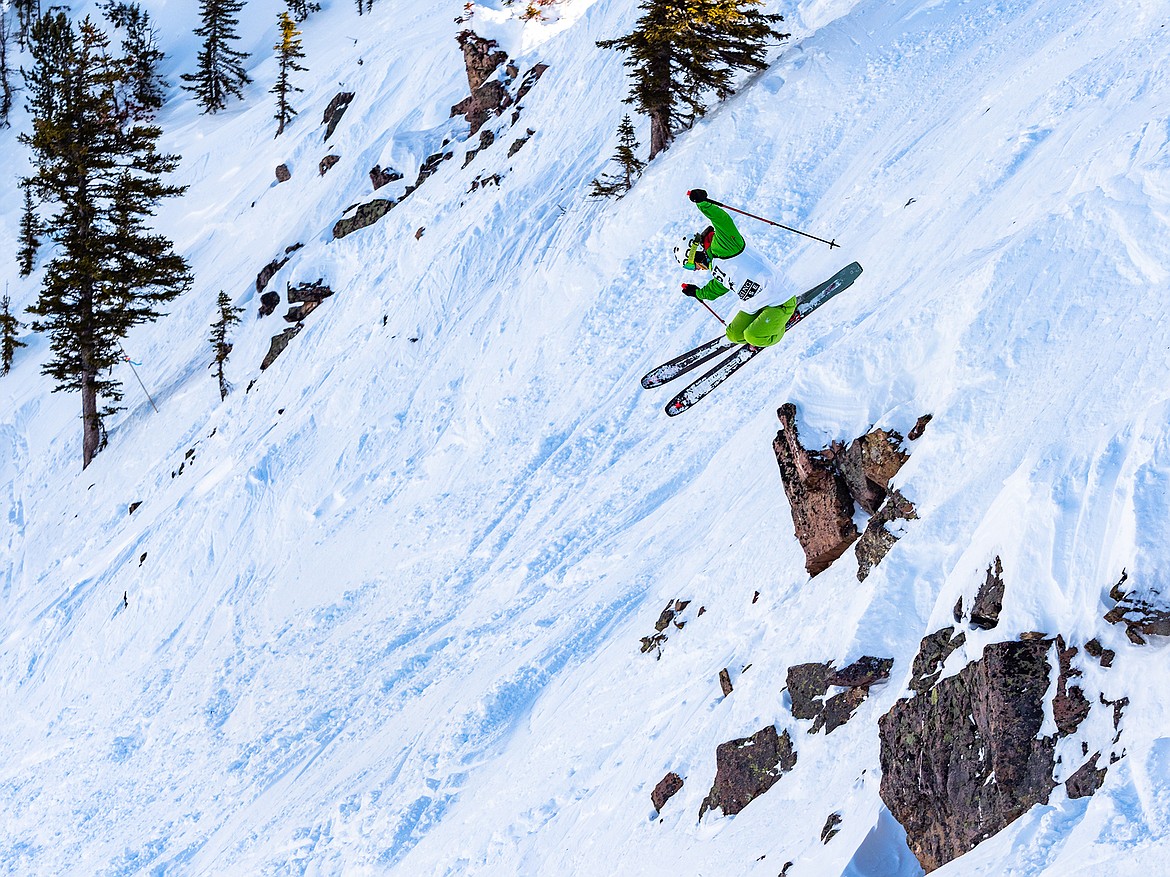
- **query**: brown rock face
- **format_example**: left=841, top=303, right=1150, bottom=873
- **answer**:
left=878, top=640, right=1059, bottom=873
left=1065, top=754, right=1106, bottom=799
left=835, top=428, right=908, bottom=515
left=333, top=199, right=393, bottom=239
left=322, top=91, right=354, bottom=141
left=786, top=662, right=833, bottom=719
left=261, top=325, right=303, bottom=370
left=855, top=489, right=917, bottom=581
left=369, top=165, right=403, bottom=190
left=970, top=557, right=1006, bottom=629
left=1104, top=573, right=1170, bottom=644
left=773, top=404, right=858, bottom=576
left=275, top=163, right=291, bottom=183
left=452, top=31, right=512, bottom=135
left=699, top=725, right=797, bottom=818
left=651, top=772, right=684, bottom=813
left=319, top=154, right=340, bottom=176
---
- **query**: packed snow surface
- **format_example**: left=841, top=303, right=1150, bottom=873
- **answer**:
left=2, top=0, right=1169, bottom=874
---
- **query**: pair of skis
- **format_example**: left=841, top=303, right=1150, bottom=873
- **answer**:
left=641, top=262, right=863, bottom=416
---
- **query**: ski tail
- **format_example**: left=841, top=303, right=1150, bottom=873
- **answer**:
left=641, top=334, right=737, bottom=389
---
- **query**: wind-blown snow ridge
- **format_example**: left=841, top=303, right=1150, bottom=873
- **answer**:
left=2, top=0, right=1169, bottom=874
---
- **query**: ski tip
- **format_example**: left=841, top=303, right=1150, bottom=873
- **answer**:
left=640, top=377, right=654, bottom=389
left=665, top=401, right=685, bottom=417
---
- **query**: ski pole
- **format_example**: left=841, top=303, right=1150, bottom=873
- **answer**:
left=707, top=198, right=839, bottom=249
left=119, top=342, right=160, bottom=413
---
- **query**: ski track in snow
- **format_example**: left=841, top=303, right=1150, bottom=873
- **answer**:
left=2, top=0, right=1170, bottom=874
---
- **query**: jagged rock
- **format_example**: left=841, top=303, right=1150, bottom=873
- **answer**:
left=1104, top=573, right=1170, bottom=644
left=879, top=639, right=1060, bottom=873
left=333, top=199, right=393, bottom=239
left=516, top=63, right=549, bottom=102
left=1084, top=638, right=1115, bottom=668
left=970, top=557, right=1006, bottom=629
left=508, top=128, right=535, bottom=157
left=953, top=595, right=965, bottom=623
left=773, top=404, right=859, bottom=576
left=284, top=301, right=319, bottom=322
left=719, top=668, right=733, bottom=697
left=651, top=772, right=684, bottom=813
left=402, top=150, right=453, bottom=199
left=1053, top=637, right=1090, bottom=737
left=322, top=91, right=354, bottom=141
left=855, top=489, right=917, bottom=581
left=821, top=812, right=843, bottom=843
left=128, top=501, right=142, bottom=515
left=370, top=164, right=403, bottom=190
left=452, top=31, right=512, bottom=135
left=463, top=128, right=496, bottom=167
left=260, top=324, right=303, bottom=370
left=319, top=154, right=340, bottom=176
left=835, top=428, right=908, bottom=515
left=699, top=725, right=796, bottom=819
left=826, top=656, right=894, bottom=688
left=257, top=260, right=288, bottom=295
left=909, top=627, right=966, bottom=694
left=456, top=30, right=508, bottom=92
left=1065, top=753, right=1107, bottom=799
left=908, top=413, right=933, bottom=440
left=787, top=662, right=833, bottom=720
left=640, top=632, right=667, bottom=657
left=812, top=686, right=869, bottom=735
left=653, top=603, right=675, bottom=632
left=287, top=280, right=333, bottom=305
left=275, top=163, right=291, bottom=183
left=415, top=227, right=425, bottom=240
left=259, top=291, right=281, bottom=318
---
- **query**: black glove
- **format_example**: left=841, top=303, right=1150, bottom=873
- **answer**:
left=687, top=188, right=708, bottom=204
left=681, top=283, right=699, bottom=298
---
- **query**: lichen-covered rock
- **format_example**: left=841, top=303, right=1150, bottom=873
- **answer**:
left=812, top=686, right=869, bottom=735
left=699, top=725, right=796, bottom=819
left=651, top=772, right=684, bottom=813
left=970, top=557, right=1006, bottom=629
left=878, top=639, right=1059, bottom=873
left=826, top=656, right=894, bottom=688
left=332, top=199, right=393, bottom=239
left=909, top=627, right=966, bottom=694
left=773, top=404, right=858, bottom=576
left=855, top=489, right=917, bottom=581
left=787, top=662, right=833, bottom=720
left=322, top=91, right=354, bottom=141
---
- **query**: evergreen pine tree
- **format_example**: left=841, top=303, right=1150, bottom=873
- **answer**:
left=284, top=0, right=321, bottom=22
left=209, top=290, right=242, bottom=400
left=598, top=0, right=788, bottom=159
left=112, top=3, right=167, bottom=121
left=13, top=0, right=40, bottom=50
left=22, top=13, right=193, bottom=468
left=17, top=187, right=39, bottom=276
left=272, top=11, right=306, bottom=137
left=589, top=114, right=646, bottom=199
left=1, top=292, right=26, bottom=376
left=0, top=9, right=13, bottom=127
left=181, top=0, right=251, bottom=114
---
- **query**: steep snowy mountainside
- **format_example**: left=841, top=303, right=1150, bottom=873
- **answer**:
left=2, top=0, right=1170, bottom=875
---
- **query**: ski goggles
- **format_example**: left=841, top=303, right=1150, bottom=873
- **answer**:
left=683, top=236, right=706, bottom=270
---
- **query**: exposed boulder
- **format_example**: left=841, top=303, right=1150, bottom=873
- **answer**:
left=333, top=199, right=393, bottom=239
left=773, top=404, right=859, bottom=576
left=1052, top=637, right=1090, bottom=737
left=287, top=279, right=333, bottom=305
left=639, top=599, right=691, bottom=659
left=508, top=128, right=535, bottom=158
left=463, top=128, right=496, bottom=167
left=909, top=626, right=966, bottom=694
left=1104, top=571, right=1170, bottom=644
left=699, top=725, right=797, bottom=819
left=788, top=656, right=892, bottom=734
left=651, top=772, right=684, bottom=813
left=370, top=164, right=403, bottom=190
left=878, top=639, right=1069, bottom=873
left=970, top=557, right=1006, bottom=629
left=261, top=324, right=303, bottom=370
left=1065, top=753, right=1107, bottom=799
left=826, top=655, right=894, bottom=688
left=322, top=91, right=354, bottom=141
left=259, top=291, right=281, bottom=318
left=821, top=812, right=843, bottom=843
left=908, top=413, right=933, bottom=440
left=834, top=428, right=908, bottom=515
left=855, top=489, right=918, bottom=581
left=516, top=63, right=549, bottom=102
left=719, top=668, right=733, bottom=697
left=786, top=661, right=833, bottom=720
left=319, top=154, right=340, bottom=176
left=275, top=163, right=291, bottom=183
left=1084, top=638, right=1115, bottom=668
left=812, top=686, right=869, bottom=735
left=456, top=30, right=507, bottom=92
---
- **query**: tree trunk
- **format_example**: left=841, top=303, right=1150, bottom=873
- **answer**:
left=81, top=361, right=100, bottom=469
left=648, top=110, right=670, bottom=160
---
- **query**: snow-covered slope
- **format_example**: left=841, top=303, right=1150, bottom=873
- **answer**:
left=2, top=0, right=1169, bottom=874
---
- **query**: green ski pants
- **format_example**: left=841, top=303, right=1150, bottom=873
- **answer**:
left=725, top=296, right=798, bottom=348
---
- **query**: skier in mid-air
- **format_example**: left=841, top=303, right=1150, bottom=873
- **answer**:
left=675, top=188, right=798, bottom=349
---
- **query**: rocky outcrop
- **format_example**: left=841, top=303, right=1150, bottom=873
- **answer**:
left=370, top=164, right=403, bottom=190
left=508, top=128, right=535, bottom=157
left=773, top=404, right=859, bottom=576
left=1065, top=753, right=1107, bottom=799
left=261, top=324, right=303, bottom=370
left=908, top=627, right=966, bottom=694
left=879, top=637, right=1092, bottom=873
left=451, top=32, right=549, bottom=136
left=821, top=812, right=843, bottom=843
left=322, top=91, right=354, bottom=141
left=283, top=280, right=333, bottom=323
left=651, top=772, right=684, bottom=813
left=259, top=291, right=281, bottom=318
left=402, top=149, right=453, bottom=199
left=1104, top=571, right=1170, bottom=644
left=463, top=129, right=495, bottom=167
left=773, top=404, right=920, bottom=578
left=333, top=199, right=393, bottom=239
left=787, top=656, right=892, bottom=734
left=699, top=725, right=797, bottom=819
left=639, top=599, right=690, bottom=659
left=275, top=163, right=291, bottom=183
left=319, top=154, right=340, bottom=176
left=969, top=557, right=1006, bottom=629
left=1084, top=638, right=1115, bottom=668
